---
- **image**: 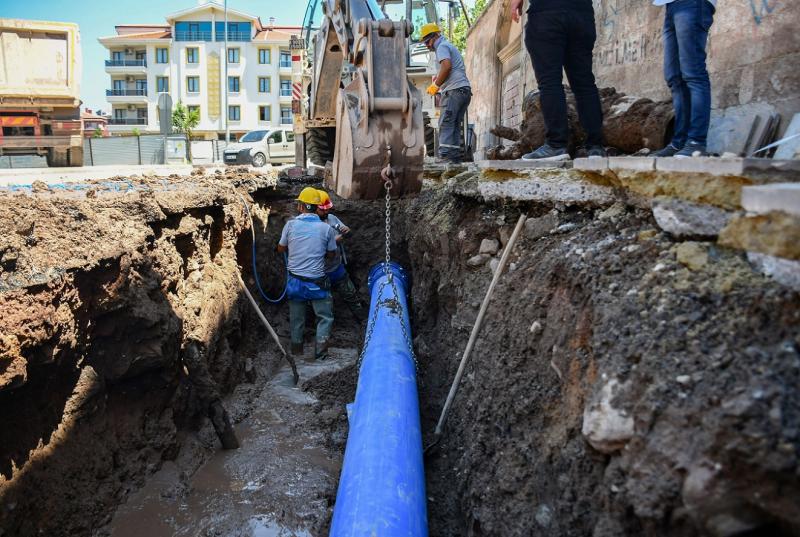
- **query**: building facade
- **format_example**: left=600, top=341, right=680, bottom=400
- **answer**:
left=99, top=1, right=300, bottom=139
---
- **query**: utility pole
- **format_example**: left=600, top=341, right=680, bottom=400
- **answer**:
left=224, top=0, right=230, bottom=144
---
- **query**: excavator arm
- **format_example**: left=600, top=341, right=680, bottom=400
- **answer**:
left=308, top=0, right=424, bottom=199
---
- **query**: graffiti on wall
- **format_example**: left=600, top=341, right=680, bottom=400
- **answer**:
left=750, top=0, right=778, bottom=24
left=596, top=27, right=664, bottom=67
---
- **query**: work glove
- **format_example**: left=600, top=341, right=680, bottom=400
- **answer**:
left=426, top=83, right=440, bottom=96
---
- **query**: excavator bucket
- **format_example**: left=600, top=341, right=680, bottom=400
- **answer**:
left=323, top=18, right=425, bottom=200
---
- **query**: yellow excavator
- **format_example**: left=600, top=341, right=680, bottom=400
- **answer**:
left=292, top=0, right=445, bottom=200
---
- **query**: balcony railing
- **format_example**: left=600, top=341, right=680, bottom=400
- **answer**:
left=279, top=60, right=292, bottom=68
left=106, top=89, right=148, bottom=97
left=175, top=31, right=212, bottom=41
left=280, top=88, right=292, bottom=97
left=109, top=118, right=147, bottom=125
left=216, top=31, right=251, bottom=42
left=106, top=59, right=147, bottom=67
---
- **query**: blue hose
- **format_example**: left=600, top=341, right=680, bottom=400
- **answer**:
left=239, top=194, right=287, bottom=304
left=330, top=262, right=428, bottom=537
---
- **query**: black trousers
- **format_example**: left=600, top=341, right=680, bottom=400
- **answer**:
left=524, top=9, right=604, bottom=148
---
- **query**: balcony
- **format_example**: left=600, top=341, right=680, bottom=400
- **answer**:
left=279, top=61, right=292, bottom=70
left=106, top=88, right=148, bottom=103
left=109, top=118, right=147, bottom=125
left=105, top=59, right=147, bottom=74
left=175, top=31, right=212, bottom=42
left=216, top=31, right=251, bottom=42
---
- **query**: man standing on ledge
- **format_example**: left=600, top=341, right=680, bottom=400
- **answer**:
left=651, top=0, right=716, bottom=158
left=510, top=0, right=606, bottom=161
left=421, top=23, right=472, bottom=165
left=277, top=187, right=338, bottom=361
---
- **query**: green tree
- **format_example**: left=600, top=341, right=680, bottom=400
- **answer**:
left=92, top=127, right=103, bottom=138
left=450, top=0, right=489, bottom=53
left=131, top=127, right=141, bottom=137
left=172, top=101, right=200, bottom=162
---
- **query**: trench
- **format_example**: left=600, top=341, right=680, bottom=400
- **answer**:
left=1, top=173, right=798, bottom=537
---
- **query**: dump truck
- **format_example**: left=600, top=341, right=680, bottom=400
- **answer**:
left=0, top=18, right=84, bottom=167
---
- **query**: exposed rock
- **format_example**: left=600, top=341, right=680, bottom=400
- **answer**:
left=676, top=242, right=710, bottom=271
left=582, top=379, right=635, bottom=454
left=489, top=258, right=501, bottom=274
left=747, top=252, right=800, bottom=291
left=525, top=212, right=560, bottom=239
left=466, top=254, right=491, bottom=267
left=652, top=197, right=734, bottom=238
left=597, top=202, right=626, bottom=221
left=719, top=211, right=800, bottom=260
left=479, top=238, right=500, bottom=255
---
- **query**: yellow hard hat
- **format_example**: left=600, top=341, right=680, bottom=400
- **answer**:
left=419, top=22, right=441, bottom=41
left=296, top=187, right=322, bottom=205
left=316, top=189, right=333, bottom=209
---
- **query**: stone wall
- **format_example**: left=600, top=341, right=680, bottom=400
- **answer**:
left=466, top=0, right=800, bottom=157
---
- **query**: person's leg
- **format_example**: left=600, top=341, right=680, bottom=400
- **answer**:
left=438, top=91, right=459, bottom=161
left=525, top=11, right=569, bottom=148
left=452, top=90, right=471, bottom=162
left=673, top=0, right=714, bottom=147
left=563, top=10, right=604, bottom=148
left=288, top=300, right=306, bottom=353
left=663, top=2, right=690, bottom=149
left=334, top=274, right=365, bottom=322
left=311, top=295, right=334, bottom=359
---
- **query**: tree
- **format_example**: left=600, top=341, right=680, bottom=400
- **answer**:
left=450, top=0, right=489, bottom=53
left=172, top=101, right=200, bottom=162
left=92, top=127, right=103, bottom=138
left=131, top=127, right=141, bottom=137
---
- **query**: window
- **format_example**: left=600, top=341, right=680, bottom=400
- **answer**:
left=267, top=131, right=282, bottom=144
left=156, top=48, right=168, bottom=63
left=112, top=51, right=123, bottom=62
left=228, top=76, right=240, bottom=93
left=280, top=79, right=292, bottom=97
left=135, top=79, right=147, bottom=94
left=114, top=109, right=125, bottom=119
left=286, top=131, right=295, bottom=142
left=279, top=50, right=291, bottom=68
left=227, top=47, right=240, bottom=64
left=136, top=108, right=148, bottom=119
left=187, top=76, right=200, bottom=93
left=240, top=130, right=267, bottom=142
left=228, top=105, right=241, bottom=121
left=188, top=105, right=200, bottom=117
left=112, top=79, right=124, bottom=90
left=258, top=77, right=271, bottom=93
left=259, top=48, right=271, bottom=64
left=186, top=47, right=199, bottom=64
left=157, top=76, right=169, bottom=93
left=258, top=105, right=271, bottom=122
left=135, top=50, right=146, bottom=61
left=280, top=106, right=292, bottom=124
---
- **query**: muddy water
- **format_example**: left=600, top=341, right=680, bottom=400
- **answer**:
left=105, top=349, right=358, bottom=537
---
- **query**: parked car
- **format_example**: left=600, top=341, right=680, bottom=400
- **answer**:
left=223, top=129, right=295, bottom=166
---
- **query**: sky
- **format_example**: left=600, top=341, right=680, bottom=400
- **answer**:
left=0, top=0, right=309, bottom=112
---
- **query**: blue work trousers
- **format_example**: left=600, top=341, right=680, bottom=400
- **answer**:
left=438, top=87, right=472, bottom=162
left=663, top=0, right=715, bottom=147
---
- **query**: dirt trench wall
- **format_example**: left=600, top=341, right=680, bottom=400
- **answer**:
left=0, top=171, right=279, bottom=536
left=405, top=183, right=800, bottom=536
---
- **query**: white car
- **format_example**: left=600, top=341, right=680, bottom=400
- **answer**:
left=223, top=128, right=296, bottom=167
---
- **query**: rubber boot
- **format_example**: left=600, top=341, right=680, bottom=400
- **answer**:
left=314, top=339, right=330, bottom=361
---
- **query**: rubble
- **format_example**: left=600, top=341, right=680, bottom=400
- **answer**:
left=652, top=197, right=734, bottom=238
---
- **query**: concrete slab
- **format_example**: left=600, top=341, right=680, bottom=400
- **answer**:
left=741, top=183, right=800, bottom=217
left=476, top=159, right=572, bottom=170
left=773, top=114, right=800, bottom=160
left=609, top=157, right=655, bottom=172
left=740, top=159, right=800, bottom=182
left=476, top=176, right=616, bottom=206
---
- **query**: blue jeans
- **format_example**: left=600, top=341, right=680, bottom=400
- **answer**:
left=438, top=87, right=472, bottom=161
left=663, top=0, right=715, bottom=147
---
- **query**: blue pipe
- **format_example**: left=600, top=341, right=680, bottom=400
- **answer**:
left=330, top=262, right=428, bottom=537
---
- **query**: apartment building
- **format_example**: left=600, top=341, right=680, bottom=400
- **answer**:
left=99, top=1, right=299, bottom=139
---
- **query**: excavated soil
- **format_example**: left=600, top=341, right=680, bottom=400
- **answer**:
left=1, top=165, right=799, bottom=537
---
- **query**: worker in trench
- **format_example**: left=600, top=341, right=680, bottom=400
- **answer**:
left=421, top=22, right=473, bottom=165
left=277, top=187, right=338, bottom=360
left=316, top=189, right=366, bottom=323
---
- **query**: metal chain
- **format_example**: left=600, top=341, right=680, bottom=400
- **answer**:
left=357, top=147, right=418, bottom=372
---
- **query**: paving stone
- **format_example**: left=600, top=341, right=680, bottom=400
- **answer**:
left=608, top=156, right=655, bottom=172
left=655, top=157, right=745, bottom=176
left=477, top=177, right=616, bottom=206
left=652, top=197, right=734, bottom=238
left=748, top=252, right=800, bottom=292
left=573, top=157, right=609, bottom=172
left=741, top=183, right=800, bottom=217
left=476, top=159, right=571, bottom=170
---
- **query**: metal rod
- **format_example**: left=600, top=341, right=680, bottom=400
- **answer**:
left=434, top=212, right=527, bottom=436
left=458, top=0, right=472, bottom=27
